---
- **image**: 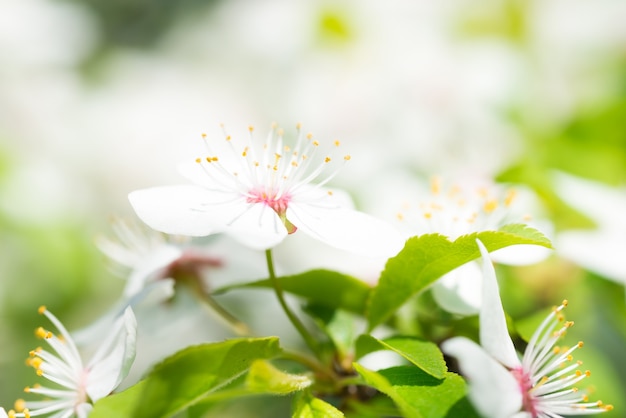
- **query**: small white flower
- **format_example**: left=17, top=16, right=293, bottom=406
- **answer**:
left=129, top=124, right=404, bottom=256
left=442, top=240, right=613, bottom=418
left=9, top=306, right=137, bottom=418
left=397, top=176, right=550, bottom=314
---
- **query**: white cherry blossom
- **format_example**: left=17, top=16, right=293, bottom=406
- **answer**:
left=8, top=306, right=136, bottom=418
left=129, top=124, right=404, bottom=256
left=442, top=240, right=613, bottom=418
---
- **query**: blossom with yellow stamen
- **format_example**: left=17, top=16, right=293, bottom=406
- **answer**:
left=129, top=123, right=403, bottom=256
left=442, top=240, right=613, bottom=418
left=396, top=176, right=551, bottom=315
left=8, top=306, right=136, bottom=418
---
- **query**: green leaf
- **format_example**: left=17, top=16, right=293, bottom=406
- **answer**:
left=292, top=391, right=344, bottom=418
left=216, top=269, right=372, bottom=314
left=91, top=337, right=282, bottom=418
left=367, top=224, right=552, bottom=330
left=353, top=364, right=468, bottom=418
left=355, top=335, right=447, bottom=379
left=246, top=359, right=312, bottom=395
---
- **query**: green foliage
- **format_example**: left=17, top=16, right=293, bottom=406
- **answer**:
left=293, top=391, right=345, bottom=418
left=354, top=364, right=469, bottom=418
left=91, top=337, right=282, bottom=418
left=246, top=360, right=312, bottom=395
left=367, top=224, right=552, bottom=330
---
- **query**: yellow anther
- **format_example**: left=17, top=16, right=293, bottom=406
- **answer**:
left=195, top=157, right=201, bottom=163
left=254, top=161, right=260, bottom=167
left=605, top=405, right=614, bottom=411
left=306, top=133, right=313, bottom=140
left=504, top=189, right=517, bottom=207
left=278, top=129, right=284, bottom=136
left=212, top=157, right=218, bottom=162
left=8, top=410, right=15, bottom=418
left=397, top=213, right=404, bottom=221
left=565, top=321, right=574, bottom=328
left=29, top=358, right=42, bottom=369
left=205, top=157, right=212, bottom=163
left=483, top=199, right=498, bottom=213
left=582, top=395, right=589, bottom=402
left=36, top=369, right=43, bottom=376
left=24, top=386, right=30, bottom=393
left=344, top=155, right=351, bottom=161
left=24, top=410, right=30, bottom=418
left=248, top=125, right=254, bottom=132
left=284, top=145, right=291, bottom=152
left=430, top=177, right=441, bottom=195
left=35, top=327, right=51, bottom=339
left=291, top=161, right=298, bottom=167
left=575, top=370, right=582, bottom=377
left=577, top=341, right=584, bottom=348
left=572, top=387, right=579, bottom=392
left=424, top=212, right=432, bottom=219
left=577, top=360, right=583, bottom=365
left=562, top=299, right=569, bottom=307
left=324, top=157, right=331, bottom=163
left=334, top=140, right=340, bottom=147
left=313, top=141, right=320, bottom=146
left=295, top=122, right=301, bottom=129
left=272, top=122, right=278, bottom=129
left=242, top=147, right=249, bottom=157
left=557, top=313, right=565, bottom=322
left=14, top=399, right=26, bottom=412
left=226, top=135, right=232, bottom=141
left=585, top=370, right=591, bottom=377
left=327, top=191, right=333, bottom=196
left=272, top=166, right=278, bottom=171
left=37, top=306, right=46, bottom=315
left=566, top=355, right=573, bottom=361
left=274, top=153, right=282, bottom=160
left=553, top=347, right=561, bottom=354
left=201, top=133, right=207, bottom=139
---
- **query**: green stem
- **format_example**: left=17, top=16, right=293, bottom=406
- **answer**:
left=199, top=293, right=251, bottom=336
left=265, top=249, right=321, bottom=356
left=281, top=349, right=333, bottom=379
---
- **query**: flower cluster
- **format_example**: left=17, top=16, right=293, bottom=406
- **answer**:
left=2, top=124, right=615, bottom=418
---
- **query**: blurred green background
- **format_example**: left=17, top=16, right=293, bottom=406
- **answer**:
left=1, top=0, right=625, bottom=415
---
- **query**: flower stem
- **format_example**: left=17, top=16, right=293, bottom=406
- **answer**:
left=265, top=249, right=321, bottom=356
left=199, top=293, right=251, bottom=336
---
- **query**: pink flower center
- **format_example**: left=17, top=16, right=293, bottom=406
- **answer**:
left=247, top=188, right=291, bottom=215
left=247, top=188, right=297, bottom=233
left=512, top=366, right=538, bottom=417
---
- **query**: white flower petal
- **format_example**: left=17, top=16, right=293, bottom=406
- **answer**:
left=490, top=244, right=552, bottom=266
left=557, top=229, right=626, bottom=284
left=286, top=203, right=404, bottom=257
left=129, top=185, right=223, bottom=236
left=0, top=407, right=7, bottom=418
left=124, top=244, right=182, bottom=297
left=431, top=261, right=482, bottom=315
left=476, top=239, right=520, bottom=369
left=86, top=307, right=137, bottom=401
left=75, top=403, right=93, bottom=418
left=217, top=201, right=288, bottom=250
left=441, top=337, right=522, bottom=418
